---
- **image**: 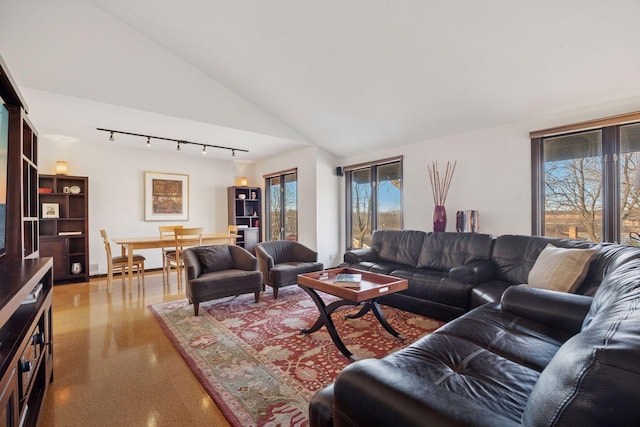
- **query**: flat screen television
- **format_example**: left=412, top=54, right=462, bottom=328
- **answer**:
left=0, top=101, right=8, bottom=258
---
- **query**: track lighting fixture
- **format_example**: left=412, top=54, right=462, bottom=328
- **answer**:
left=96, top=128, right=248, bottom=156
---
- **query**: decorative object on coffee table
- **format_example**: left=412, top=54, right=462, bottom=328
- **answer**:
left=428, top=160, right=457, bottom=232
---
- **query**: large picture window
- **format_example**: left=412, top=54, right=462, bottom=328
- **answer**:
left=265, top=169, right=297, bottom=241
left=531, top=114, right=640, bottom=244
left=345, top=157, right=402, bottom=249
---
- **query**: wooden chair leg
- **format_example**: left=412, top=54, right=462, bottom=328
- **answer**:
left=254, top=291, right=260, bottom=303
left=193, top=302, right=199, bottom=316
left=273, top=287, right=279, bottom=299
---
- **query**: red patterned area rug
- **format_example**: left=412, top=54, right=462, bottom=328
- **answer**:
left=150, top=286, right=442, bottom=426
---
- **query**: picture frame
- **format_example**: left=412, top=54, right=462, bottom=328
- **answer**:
left=42, top=203, right=59, bottom=219
left=144, top=172, right=189, bottom=221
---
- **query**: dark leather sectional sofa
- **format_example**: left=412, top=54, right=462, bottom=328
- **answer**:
left=310, top=230, right=640, bottom=426
left=341, top=230, right=639, bottom=321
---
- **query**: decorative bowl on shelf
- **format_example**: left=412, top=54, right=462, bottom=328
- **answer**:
left=238, top=194, right=246, bottom=200
left=69, top=185, right=81, bottom=194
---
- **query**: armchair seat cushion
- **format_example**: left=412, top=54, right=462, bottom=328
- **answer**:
left=189, top=269, right=262, bottom=301
left=270, top=261, right=324, bottom=285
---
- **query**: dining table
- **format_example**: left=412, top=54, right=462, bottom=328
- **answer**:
left=112, top=233, right=238, bottom=288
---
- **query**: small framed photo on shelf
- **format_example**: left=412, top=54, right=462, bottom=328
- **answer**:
left=42, top=203, right=60, bottom=219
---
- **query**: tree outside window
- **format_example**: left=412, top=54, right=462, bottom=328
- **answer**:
left=346, top=159, right=402, bottom=249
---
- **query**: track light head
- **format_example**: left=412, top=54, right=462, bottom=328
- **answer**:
left=109, top=131, right=114, bottom=141
left=177, top=142, right=181, bottom=151
left=146, top=136, right=151, bottom=147
left=232, top=149, right=236, bottom=157
left=202, top=146, right=206, bottom=155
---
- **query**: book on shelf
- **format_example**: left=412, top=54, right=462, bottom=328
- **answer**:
left=334, top=273, right=362, bottom=288
left=21, top=282, right=44, bottom=305
left=58, top=231, right=82, bottom=236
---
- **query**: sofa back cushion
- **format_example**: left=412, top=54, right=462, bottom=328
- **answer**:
left=491, top=235, right=595, bottom=285
left=523, top=260, right=640, bottom=425
left=371, top=229, right=427, bottom=267
left=416, top=232, right=495, bottom=271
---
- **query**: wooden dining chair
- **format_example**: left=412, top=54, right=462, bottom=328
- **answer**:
left=100, top=229, right=146, bottom=293
left=166, top=227, right=203, bottom=288
left=159, top=225, right=183, bottom=281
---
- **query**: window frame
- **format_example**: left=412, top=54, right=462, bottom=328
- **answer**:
left=531, top=111, right=640, bottom=242
left=344, top=156, right=403, bottom=250
left=264, top=168, right=297, bottom=241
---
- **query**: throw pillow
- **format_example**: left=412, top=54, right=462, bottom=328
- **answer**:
left=196, top=246, right=234, bottom=273
left=527, top=244, right=597, bottom=293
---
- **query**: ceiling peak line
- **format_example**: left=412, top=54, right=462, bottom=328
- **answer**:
left=96, top=127, right=249, bottom=156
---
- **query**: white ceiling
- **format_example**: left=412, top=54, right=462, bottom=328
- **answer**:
left=1, top=0, right=640, bottom=161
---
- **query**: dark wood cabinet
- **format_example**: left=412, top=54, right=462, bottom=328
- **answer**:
left=228, top=186, right=262, bottom=253
left=1, top=53, right=54, bottom=427
left=0, top=258, right=54, bottom=427
left=37, top=175, right=89, bottom=282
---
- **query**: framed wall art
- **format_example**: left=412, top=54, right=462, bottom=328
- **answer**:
left=144, top=172, right=189, bottom=221
left=42, top=203, right=59, bottom=219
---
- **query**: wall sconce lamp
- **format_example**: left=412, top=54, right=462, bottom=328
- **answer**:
left=55, top=161, right=69, bottom=175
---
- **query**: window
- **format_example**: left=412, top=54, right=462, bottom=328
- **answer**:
left=265, top=170, right=297, bottom=241
left=531, top=113, right=640, bottom=244
left=345, top=157, right=402, bottom=249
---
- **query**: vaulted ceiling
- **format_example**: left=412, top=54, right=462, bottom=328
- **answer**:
left=1, top=0, right=639, bottom=161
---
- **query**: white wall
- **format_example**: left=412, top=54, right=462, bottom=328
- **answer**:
left=337, top=95, right=640, bottom=257
left=39, top=140, right=249, bottom=275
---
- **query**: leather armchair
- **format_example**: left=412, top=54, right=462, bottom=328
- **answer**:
left=183, top=245, right=262, bottom=315
left=255, top=240, right=324, bottom=298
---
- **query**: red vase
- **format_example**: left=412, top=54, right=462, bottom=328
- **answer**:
left=433, top=205, right=447, bottom=232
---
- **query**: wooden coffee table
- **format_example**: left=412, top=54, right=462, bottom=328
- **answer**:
left=297, top=267, right=409, bottom=361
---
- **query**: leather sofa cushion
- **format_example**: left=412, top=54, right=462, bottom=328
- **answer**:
left=439, top=303, right=571, bottom=372
left=492, top=235, right=594, bottom=285
left=392, top=268, right=470, bottom=308
left=416, top=232, right=494, bottom=271
left=371, top=229, right=426, bottom=267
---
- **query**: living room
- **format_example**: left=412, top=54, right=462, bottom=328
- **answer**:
left=1, top=1, right=640, bottom=426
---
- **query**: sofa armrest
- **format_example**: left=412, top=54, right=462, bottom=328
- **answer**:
left=230, top=245, right=258, bottom=271
left=448, top=260, right=495, bottom=285
left=344, top=247, right=379, bottom=264
left=501, top=286, right=593, bottom=335
left=183, top=249, right=201, bottom=280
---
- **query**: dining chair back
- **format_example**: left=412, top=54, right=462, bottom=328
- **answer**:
left=100, top=229, right=146, bottom=293
left=159, top=225, right=184, bottom=281
left=167, top=227, right=203, bottom=288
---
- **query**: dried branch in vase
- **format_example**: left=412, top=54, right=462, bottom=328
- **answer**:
left=428, top=161, right=457, bottom=206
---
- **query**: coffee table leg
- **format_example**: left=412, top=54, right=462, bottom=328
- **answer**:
left=370, top=301, right=405, bottom=341
left=299, top=286, right=358, bottom=360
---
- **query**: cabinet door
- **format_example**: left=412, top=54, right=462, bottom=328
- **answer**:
left=39, top=239, right=67, bottom=280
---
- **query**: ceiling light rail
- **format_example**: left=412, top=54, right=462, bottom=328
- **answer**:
left=96, top=128, right=248, bottom=156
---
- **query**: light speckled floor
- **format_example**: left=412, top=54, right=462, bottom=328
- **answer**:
left=39, top=271, right=230, bottom=426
